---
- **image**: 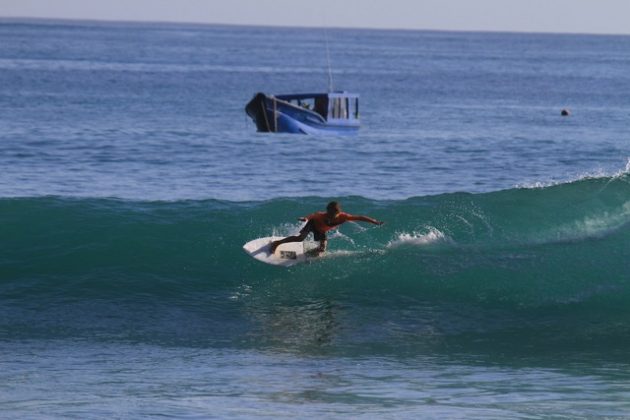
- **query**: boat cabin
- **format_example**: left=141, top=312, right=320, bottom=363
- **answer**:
left=245, top=90, right=360, bottom=134
left=275, top=92, right=360, bottom=122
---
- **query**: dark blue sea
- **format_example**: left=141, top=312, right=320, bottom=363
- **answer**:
left=1, top=18, right=630, bottom=418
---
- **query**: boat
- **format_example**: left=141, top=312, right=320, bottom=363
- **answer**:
left=245, top=91, right=360, bottom=135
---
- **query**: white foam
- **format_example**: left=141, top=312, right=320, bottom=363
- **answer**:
left=517, top=158, right=630, bottom=190
left=555, top=200, right=630, bottom=241
left=386, top=227, right=450, bottom=249
left=323, top=249, right=362, bottom=259
left=517, top=170, right=609, bottom=190
left=327, top=230, right=356, bottom=246
left=271, top=222, right=305, bottom=237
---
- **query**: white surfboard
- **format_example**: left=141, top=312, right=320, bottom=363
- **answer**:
left=243, top=236, right=321, bottom=267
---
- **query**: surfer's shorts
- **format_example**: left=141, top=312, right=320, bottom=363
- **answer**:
left=301, top=220, right=326, bottom=241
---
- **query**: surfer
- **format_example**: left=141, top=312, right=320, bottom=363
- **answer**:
left=269, top=201, right=384, bottom=255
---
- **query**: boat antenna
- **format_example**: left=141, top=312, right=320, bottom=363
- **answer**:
left=324, top=26, right=334, bottom=92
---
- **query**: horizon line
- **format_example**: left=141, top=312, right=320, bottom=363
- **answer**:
left=2, top=15, right=630, bottom=38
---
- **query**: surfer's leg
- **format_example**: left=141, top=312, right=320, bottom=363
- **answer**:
left=270, top=231, right=308, bottom=253
left=270, top=220, right=313, bottom=253
left=313, top=231, right=327, bottom=255
left=316, top=239, right=327, bottom=255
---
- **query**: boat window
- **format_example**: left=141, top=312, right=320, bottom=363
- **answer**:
left=315, top=97, right=328, bottom=118
left=347, top=98, right=358, bottom=120
left=331, top=97, right=348, bottom=119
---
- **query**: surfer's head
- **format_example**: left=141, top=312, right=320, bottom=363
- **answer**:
left=326, top=201, right=340, bottom=216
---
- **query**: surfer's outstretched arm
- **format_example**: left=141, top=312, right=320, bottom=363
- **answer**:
left=346, top=214, right=384, bottom=225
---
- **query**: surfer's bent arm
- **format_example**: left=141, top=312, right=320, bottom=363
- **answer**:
left=346, top=214, right=384, bottom=225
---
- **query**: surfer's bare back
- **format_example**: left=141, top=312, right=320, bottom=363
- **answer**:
left=270, top=201, right=384, bottom=255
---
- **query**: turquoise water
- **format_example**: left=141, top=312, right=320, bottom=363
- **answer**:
left=1, top=18, right=630, bottom=418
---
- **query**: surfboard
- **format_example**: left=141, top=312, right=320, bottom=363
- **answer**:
left=243, top=236, right=320, bottom=267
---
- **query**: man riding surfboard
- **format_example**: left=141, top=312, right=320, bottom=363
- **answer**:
left=269, top=201, right=384, bottom=255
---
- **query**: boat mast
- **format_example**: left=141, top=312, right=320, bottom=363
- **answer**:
left=324, top=26, right=334, bottom=92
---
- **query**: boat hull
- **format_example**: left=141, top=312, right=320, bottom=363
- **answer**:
left=245, top=93, right=359, bottom=135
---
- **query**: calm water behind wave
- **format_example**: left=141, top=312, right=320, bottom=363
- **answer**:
left=1, top=19, right=629, bottom=200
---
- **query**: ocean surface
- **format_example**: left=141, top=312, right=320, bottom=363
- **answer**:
left=1, top=18, right=630, bottom=418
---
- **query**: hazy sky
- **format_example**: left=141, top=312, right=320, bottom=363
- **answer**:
left=2, top=0, right=630, bottom=35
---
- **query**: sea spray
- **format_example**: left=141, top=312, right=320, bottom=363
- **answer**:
left=386, top=227, right=450, bottom=248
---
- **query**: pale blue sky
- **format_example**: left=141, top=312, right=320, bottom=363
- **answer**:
left=2, top=0, right=629, bottom=35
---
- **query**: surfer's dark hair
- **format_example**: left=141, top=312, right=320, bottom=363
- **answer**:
left=327, top=201, right=340, bottom=213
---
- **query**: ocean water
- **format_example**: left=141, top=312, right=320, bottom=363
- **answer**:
left=1, top=18, right=630, bottom=418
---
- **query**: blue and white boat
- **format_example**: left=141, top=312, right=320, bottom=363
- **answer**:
left=245, top=91, right=360, bottom=135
